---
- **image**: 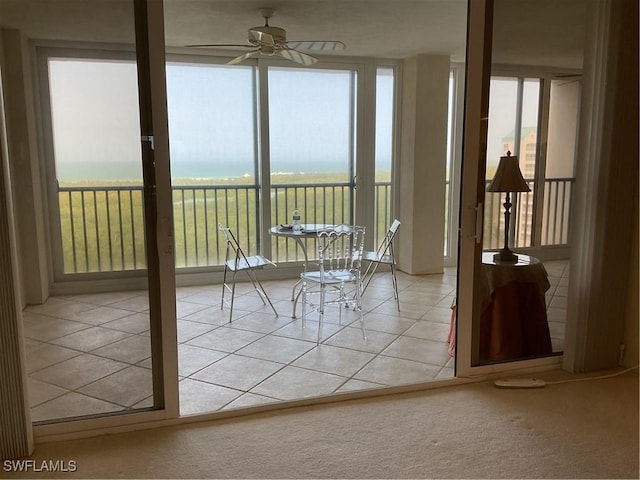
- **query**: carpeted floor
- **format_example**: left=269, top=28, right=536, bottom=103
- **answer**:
left=2, top=369, right=638, bottom=479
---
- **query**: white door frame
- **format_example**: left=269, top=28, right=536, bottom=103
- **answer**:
left=455, top=0, right=562, bottom=378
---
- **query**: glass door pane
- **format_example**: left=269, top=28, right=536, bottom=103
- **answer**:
left=514, top=79, right=540, bottom=248
left=50, top=58, right=145, bottom=273
left=484, top=76, right=540, bottom=251
left=165, top=62, right=260, bottom=266
left=477, top=75, right=552, bottom=366
left=268, top=66, right=356, bottom=262
left=461, top=0, right=584, bottom=368
left=14, top=0, right=165, bottom=422
left=374, top=66, right=394, bottom=245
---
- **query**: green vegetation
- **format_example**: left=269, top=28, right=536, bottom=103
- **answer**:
left=58, top=172, right=392, bottom=273
left=59, top=188, right=146, bottom=273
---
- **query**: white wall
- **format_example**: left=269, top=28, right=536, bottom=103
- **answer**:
left=1, top=28, right=49, bottom=307
left=0, top=29, right=34, bottom=459
left=546, top=80, right=580, bottom=178
left=397, top=54, right=449, bottom=274
left=564, top=0, right=639, bottom=372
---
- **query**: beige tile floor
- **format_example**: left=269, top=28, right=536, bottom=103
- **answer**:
left=22, top=260, right=569, bottom=423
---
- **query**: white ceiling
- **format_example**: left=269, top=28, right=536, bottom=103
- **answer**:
left=0, top=0, right=587, bottom=68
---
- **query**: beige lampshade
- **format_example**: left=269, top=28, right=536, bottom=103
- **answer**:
left=487, top=151, right=531, bottom=193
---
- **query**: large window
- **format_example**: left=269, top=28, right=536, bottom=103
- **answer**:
left=166, top=63, right=259, bottom=267
left=46, top=54, right=396, bottom=274
left=269, top=67, right=356, bottom=262
left=375, top=67, right=395, bottom=245
left=483, top=75, right=577, bottom=252
left=48, top=58, right=144, bottom=274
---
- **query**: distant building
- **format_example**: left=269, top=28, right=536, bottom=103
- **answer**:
left=500, top=127, right=537, bottom=247
left=500, top=126, right=537, bottom=179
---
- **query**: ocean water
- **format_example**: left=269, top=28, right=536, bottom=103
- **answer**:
left=56, top=158, right=358, bottom=182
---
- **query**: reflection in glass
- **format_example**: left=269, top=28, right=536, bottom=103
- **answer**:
left=477, top=72, right=576, bottom=364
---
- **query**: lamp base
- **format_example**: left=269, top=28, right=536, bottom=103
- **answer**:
left=493, top=249, right=518, bottom=264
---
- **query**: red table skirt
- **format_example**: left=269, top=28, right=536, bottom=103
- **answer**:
left=480, top=280, right=552, bottom=361
left=448, top=281, right=553, bottom=362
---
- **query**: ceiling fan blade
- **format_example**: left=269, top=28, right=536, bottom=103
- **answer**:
left=285, top=40, right=346, bottom=52
left=277, top=48, right=318, bottom=66
left=185, top=43, right=255, bottom=48
left=227, top=49, right=260, bottom=65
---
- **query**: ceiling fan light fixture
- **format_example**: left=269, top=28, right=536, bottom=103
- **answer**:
left=260, top=45, right=277, bottom=56
left=248, top=26, right=286, bottom=46
left=186, top=7, right=345, bottom=66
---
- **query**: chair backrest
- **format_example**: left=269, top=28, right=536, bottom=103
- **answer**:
left=218, top=224, right=249, bottom=268
left=376, top=219, right=401, bottom=256
left=316, top=225, right=366, bottom=277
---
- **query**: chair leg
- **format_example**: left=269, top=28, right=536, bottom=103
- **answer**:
left=361, top=258, right=382, bottom=295
left=317, top=285, right=326, bottom=344
left=221, top=264, right=229, bottom=311
left=301, top=278, right=307, bottom=329
left=259, top=282, right=279, bottom=318
left=390, top=262, right=400, bottom=311
left=291, top=278, right=302, bottom=301
left=229, top=270, right=238, bottom=323
left=389, top=246, right=400, bottom=311
left=245, top=269, right=278, bottom=317
left=245, top=269, right=267, bottom=305
left=354, top=278, right=366, bottom=340
left=292, top=287, right=303, bottom=319
left=338, top=282, right=344, bottom=325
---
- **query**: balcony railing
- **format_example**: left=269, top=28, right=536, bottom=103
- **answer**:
left=58, top=181, right=386, bottom=274
left=58, top=186, right=146, bottom=273
left=57, top=177, right=573, bottom=274
left=483, top=177, right=575, bottom=249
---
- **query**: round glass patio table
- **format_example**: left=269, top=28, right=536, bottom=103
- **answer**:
left=269, top=224, right=351, bottom=317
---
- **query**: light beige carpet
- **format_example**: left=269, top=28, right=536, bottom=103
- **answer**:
left=3, top=370, right=638, bottom=479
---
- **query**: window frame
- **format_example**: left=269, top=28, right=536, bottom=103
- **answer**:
left=37, top=44, right=402, bottom=286
left=489, top=67, right=581, bottom=256
left=448, top=65, right=581, bottom=271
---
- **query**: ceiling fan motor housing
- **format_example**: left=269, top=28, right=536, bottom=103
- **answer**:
left=248, top=25, right=286, bottom=45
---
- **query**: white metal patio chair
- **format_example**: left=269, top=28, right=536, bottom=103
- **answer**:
left=300, top=225, right=366, bottom=344
left=361, top=219, right=401, bottom=311
left=219, top=224, right=278, bottom=322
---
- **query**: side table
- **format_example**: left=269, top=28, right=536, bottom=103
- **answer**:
left=478, top=252, right=553, bottom=362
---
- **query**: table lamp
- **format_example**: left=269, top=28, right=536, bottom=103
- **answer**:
left=486, top=151, right=530, bottom=263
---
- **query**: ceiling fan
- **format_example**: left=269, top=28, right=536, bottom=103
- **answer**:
left=186, top=8, right=346, bottom=66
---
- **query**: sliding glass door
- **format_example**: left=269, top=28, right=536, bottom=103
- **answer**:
left=456, top=0, right=582, bottom=374
left=25, top=0, right=176, bottom=427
